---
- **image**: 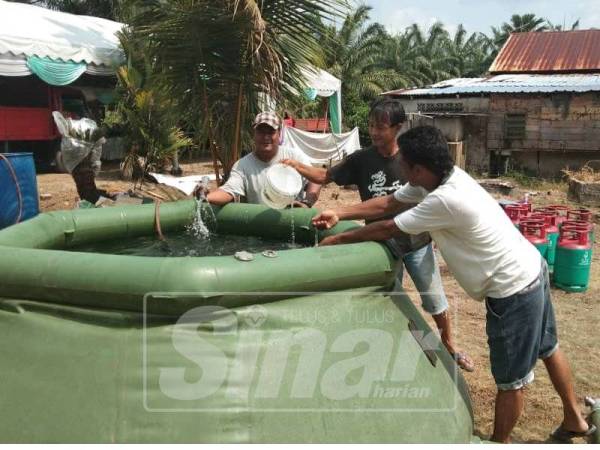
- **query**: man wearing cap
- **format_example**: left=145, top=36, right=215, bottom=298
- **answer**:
left=203, top=112, right=321, bottom=207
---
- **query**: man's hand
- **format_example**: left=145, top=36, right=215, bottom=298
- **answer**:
left=193, top=184, right=210, bottom=199
left=312, top=210, right=339, bottom=229
left=319, top=235, right=343, bottom=246
left=291, top=200, right=309, bottom=208
left=280, top=159, right=300, bottom=170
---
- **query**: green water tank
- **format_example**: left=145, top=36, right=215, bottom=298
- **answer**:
left=0, top=202, right=475, bottom=443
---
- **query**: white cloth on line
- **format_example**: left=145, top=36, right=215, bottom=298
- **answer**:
left=281, top=126, right=361, bottom=166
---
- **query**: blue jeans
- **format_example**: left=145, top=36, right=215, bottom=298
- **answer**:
left=394, top=243, right=449, bottom=316
left=485, top=261, right=558, bottom=390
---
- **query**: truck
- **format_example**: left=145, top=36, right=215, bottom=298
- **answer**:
left=0, top=75, right=92, bottom=172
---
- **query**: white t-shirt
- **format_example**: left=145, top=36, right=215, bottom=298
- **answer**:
left=220, top=145, right=312, bottom=205
left=393, top=167, right=541, bottom=301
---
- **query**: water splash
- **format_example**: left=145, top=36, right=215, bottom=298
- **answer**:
left=203, top=200, right=218, bottom=232
left=188, top=198, right=210, bottom=239
left=289, top=205, right=295, bottom=246
left=314, top=227, right=319, bottom=247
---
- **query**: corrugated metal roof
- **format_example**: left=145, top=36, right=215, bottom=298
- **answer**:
left=490, top=30, right=600, bottom=74
left=384, top=74, right=600, bottom=97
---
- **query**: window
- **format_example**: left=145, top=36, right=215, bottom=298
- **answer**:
left=504, top=113, right=526, bottom=141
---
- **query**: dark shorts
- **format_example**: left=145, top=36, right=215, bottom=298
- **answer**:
left=485, top=261, right=558, bottom=390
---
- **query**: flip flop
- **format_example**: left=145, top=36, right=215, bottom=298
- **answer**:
left=550, top=423, right=597, bottom=442
left=451, top=351, right=475, bottom=372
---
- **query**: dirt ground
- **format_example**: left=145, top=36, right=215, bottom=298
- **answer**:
left=36, top=160, right=600, bottom=443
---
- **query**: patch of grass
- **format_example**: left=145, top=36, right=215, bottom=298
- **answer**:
left=504, top=170, right=544, bottom=189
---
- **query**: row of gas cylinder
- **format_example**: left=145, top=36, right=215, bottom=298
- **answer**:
left=501, top=202, right=594, bottom=292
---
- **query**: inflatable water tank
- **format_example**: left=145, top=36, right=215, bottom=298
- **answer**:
left=0, top=202, right=475, bottom=443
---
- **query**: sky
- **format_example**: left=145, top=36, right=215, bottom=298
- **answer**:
left=365, top=0, right=600, bottom=36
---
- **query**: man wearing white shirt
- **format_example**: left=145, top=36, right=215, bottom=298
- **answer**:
left=311, top=125, right=593, bottom=442
left=204, top=112, right=321, bottom=207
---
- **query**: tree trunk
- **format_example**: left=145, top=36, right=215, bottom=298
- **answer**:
left=232, top=82, right=244, bottom=164
left=71, top=154, right=102, bottom=204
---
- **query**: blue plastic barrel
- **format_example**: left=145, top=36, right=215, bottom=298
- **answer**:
left=0, top=153, right=39, bottom=229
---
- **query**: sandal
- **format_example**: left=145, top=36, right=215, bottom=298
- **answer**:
left=550, top=423, right=597, bottom=442
left=451, top=351, right=475, bottom=372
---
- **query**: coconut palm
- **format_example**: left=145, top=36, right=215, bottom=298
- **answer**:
left=124, top=0, right=347, bottom=182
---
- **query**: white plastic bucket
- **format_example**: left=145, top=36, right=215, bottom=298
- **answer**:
left=262, top=163, right=303, bottom=209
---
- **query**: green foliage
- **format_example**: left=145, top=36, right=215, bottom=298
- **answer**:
left=37, top=0, right=580, bottom=170
left=343, top=90, right=371, bottom=146
left=115, top=65, right=193, bottom=184
left=124, top=0, right=347, bottom=182
left=10, top=0, right=123, bottom=20
left=491, top=13, right=550, bottom=56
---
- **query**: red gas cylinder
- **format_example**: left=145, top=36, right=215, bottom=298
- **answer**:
left=520, top=201, right=533, bottom=213
left=520, top=219, right=549, bottom=258
left=505, top=204, right=527, bottom=227
left=546, top=205, right=569, bottom=227
left=530, top=213, right=559, bottom=234
left=567, top=208, right=592, bottom=223
left=530, top=213, right=560, bottom=268
left=563, top=220, right=595, bottom=244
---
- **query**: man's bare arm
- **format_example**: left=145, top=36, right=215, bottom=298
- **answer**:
left=320, top=219, right=402, bottom=246
left=336, top=194, right=412, bottom=221
left=281, top=159, right=329, bottom=185
left=304, top=181, right=322, bottom=207
left=312, top=195, right=414, bottom=230
left=206, top=189, right=234, bottom=205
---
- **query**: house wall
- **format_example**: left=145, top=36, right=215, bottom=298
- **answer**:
left=398, top=97, right=490, bottom=173
left=487, top=92, right=600, bottom=177
left=463, top=115, right=488, bottom=173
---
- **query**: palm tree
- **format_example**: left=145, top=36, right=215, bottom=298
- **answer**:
left=322, top=5, right=391, bottom=100
left=125, top=0, right=347, bottom=182
left=491, top=14, right=549, bottom=51
left=447, top=25, right=494, bottom=77
left=545, top=18, right=580, bottom=31
left=381, top=22, right=460, bottom=89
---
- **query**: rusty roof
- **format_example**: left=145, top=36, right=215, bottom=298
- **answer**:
left=489, top=30, right=600, bottom=74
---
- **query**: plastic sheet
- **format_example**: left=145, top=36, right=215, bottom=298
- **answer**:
left=52, top=111, right=105, bottom=173
left=0, top=289, right=474, bottom=443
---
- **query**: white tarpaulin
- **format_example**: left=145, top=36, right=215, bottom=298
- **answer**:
left=0, top=0, right=124, bottom=76
left=282, top=126, right=361, bottom=166
left=0, top=53, right=30, bottom=76
left=149, top=173, right=217, bottom=196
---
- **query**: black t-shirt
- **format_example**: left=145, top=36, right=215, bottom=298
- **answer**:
left=328, top=146, right=430, bottom=254
left=329, top=146, right=404, bottom=201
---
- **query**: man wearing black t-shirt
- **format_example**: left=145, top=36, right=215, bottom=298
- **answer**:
left=282, top=97, right=473, bottom=372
